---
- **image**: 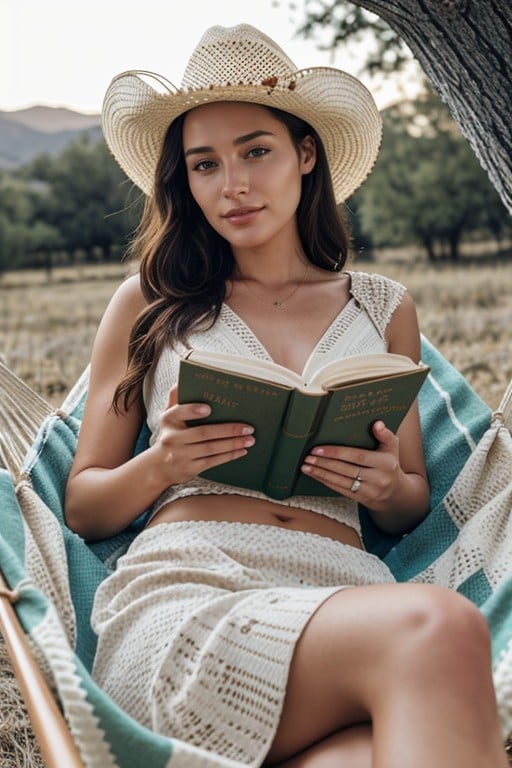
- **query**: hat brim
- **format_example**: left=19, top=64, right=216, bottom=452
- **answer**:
left=102, top=67, right=382, bottom=203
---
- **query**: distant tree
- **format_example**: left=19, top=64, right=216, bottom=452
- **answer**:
left=0, top=212, right=8, bottom=275
left=26, top=221, right=64, bottom=276
left=354, top=94, right=510, bottom=261
left=0, top=177, right=33, bottom=225
left=27, top=137, right=141, bottom=260
left=292, top=1, right=512, bottom=213
left=24, top=154, right=55, bottom=182
left=0, top=139, right=142, bottom=271
left=0, top=178, right=37, bottom=269
left=0, top=223, right=62, bottom=273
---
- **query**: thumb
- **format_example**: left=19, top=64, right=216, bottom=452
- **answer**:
left=373, top=420, right=396, bottom=447
left=167, top=384, right=178, bottom=409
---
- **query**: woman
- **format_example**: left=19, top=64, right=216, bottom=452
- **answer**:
left=65, top=24, right=508, bottom=768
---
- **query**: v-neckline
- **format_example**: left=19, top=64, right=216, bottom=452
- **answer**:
left=220, top=293, right=359, bottom=379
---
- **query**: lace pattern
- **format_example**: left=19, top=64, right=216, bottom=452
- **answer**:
left=92, top=521, right=394, bottom=765
left=144, top=271, right=406, bottom=533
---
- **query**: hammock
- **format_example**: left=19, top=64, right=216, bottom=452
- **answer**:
left=0, top=335, right=511, bottom=768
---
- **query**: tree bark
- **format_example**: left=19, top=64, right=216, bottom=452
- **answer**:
left=348, top=0, right=512, bottom=213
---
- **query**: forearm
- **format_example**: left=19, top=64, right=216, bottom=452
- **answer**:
left=367, top=471, right=430, bottom=536
left=65, top=445, right=169, bottom=541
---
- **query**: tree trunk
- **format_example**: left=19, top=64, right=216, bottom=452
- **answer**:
left=349, top=0, right=512, bottom=213
left=447, top=219, right=465, bottom=261
left=419, top=232, right=437, bottom=262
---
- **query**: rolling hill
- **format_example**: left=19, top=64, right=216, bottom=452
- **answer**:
left=0, top=106, right=103, bottom=168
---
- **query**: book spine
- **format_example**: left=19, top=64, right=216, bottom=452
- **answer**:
left=263, top=391, right=323, bottom=499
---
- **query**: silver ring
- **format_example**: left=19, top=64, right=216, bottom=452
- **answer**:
left=350, top=475, right=362, bottom=493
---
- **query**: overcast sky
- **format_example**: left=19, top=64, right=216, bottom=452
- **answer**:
left=1, top=0, right=420, bottom=114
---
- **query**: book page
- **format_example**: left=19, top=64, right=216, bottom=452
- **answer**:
left=185, top=349, right=303, bottom=388
left=306, top=353, right=423, bottom=390
left=184, top=349, right=425, bottom=394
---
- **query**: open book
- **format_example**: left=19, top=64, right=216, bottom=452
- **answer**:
left=177, top=349, right=430, bottom=499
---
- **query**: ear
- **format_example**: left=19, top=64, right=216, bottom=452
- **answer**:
left=299, top=135, right=317, bottom=175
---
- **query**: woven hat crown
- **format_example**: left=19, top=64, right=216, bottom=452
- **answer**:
left=181, top=24, right=297, bottom=91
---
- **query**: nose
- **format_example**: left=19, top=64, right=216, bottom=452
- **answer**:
left=222, top=161, right=249, bottom=198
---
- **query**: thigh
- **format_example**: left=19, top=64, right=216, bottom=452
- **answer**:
left=268, top=723, right=372, bottom=768
left=266, top=582, right=463, bottom=765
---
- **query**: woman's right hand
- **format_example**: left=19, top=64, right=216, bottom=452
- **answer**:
left=152, top=385, right=255, bottom=485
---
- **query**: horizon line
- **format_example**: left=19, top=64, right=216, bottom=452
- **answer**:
left=0, top=102, right=102, bottom=115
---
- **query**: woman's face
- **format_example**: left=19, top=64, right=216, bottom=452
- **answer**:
left=182, top=101, right=316, bottom=250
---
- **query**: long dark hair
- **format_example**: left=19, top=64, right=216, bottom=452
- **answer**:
left=113, top=106, right=351, bottom=412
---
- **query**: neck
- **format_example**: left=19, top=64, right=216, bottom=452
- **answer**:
left=232, top=249, right=310, bottom=287
left=230, top=260, right=312, bottom=311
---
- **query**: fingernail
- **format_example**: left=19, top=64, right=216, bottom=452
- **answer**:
left=242, top=426, right=255, bottom=435
left=311, top=447, right=324, bottom=456
left=196, top=405, right=211, bottom=415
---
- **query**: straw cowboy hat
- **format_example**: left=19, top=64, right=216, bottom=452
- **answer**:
left=102, top=23, right=382, bottom=203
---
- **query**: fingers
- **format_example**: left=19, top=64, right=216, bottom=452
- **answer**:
left=166, top=385, right=212, bottom=425
left=185, top=427, right=256, bottom=458
left=301, top=421, right=401, bottom=502
left=155, top=424, right=255, bottom=485
left=156, top=393, right=256, bottom=485
left=162, top=402, right=254, bottom=442
left=301, top=453, right=367, bottom=498
left=187, top=434, right=255, bottom=475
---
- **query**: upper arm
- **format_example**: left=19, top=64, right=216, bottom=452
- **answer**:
left=68, top=273, right=148, bottom=481
left=386, top=290, right=421, bottom=362
left=386, top=291, right=427, bottom=479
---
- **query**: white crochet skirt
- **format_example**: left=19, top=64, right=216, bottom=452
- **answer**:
left=91, top=521, right=395, bottom=766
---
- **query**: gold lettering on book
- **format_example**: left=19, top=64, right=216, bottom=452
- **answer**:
left=332, top=386, right=404, bottom=422
left=245, top=384, right=279, bottom=397
left=202, top=391, right=239, bottom=409
left=193, top=371, right=278, bottom=397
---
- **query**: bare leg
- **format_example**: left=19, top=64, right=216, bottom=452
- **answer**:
left=274, top=724, right=371, bottom=768
left=265, top=583, right=508, bottom=768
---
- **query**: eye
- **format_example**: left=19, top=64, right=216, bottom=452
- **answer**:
left=191, top=158, right=217, bottom=172
left=247, top=146, right=270, bottom=159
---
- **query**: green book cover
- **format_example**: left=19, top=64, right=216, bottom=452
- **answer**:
left=283, top=369, right=429, bottom=498
left=177, top=353, right=430, bottom=499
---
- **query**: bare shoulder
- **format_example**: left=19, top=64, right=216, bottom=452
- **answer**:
left=391, top=288, right=417, bottom=319
left=84, top=272, right=148, bottom=420
left=69, top=273, right=148, bottom=477
left=387, top=289, right=422, bottom=362
left=91, top=273, right=147, bottom=365
left=99, top=272, right=147, bottom=329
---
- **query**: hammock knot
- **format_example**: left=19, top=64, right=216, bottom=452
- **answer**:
left=0, top=578, right=32, bottom=604
left=0, top=585, right=22, bottom=604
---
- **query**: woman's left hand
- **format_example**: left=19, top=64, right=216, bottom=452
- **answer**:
left=301, top=420, right=404, bottom=510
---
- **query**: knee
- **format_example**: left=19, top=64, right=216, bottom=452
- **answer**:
left=393, top=585, right=491, bottom=672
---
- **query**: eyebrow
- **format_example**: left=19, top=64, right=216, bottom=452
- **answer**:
left=184, top=130, right=275, bottom=158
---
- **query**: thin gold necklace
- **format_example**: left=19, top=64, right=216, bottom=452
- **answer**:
left=238, top=262, right=311, bottom=310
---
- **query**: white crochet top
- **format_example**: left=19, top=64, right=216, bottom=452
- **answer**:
left=143, top=271, right=406, bottom=535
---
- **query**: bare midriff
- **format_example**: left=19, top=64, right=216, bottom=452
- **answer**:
left=146, top=494, right=363, bottom=549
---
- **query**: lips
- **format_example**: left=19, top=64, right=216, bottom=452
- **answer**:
left=223, top=206, right=262, bottom=219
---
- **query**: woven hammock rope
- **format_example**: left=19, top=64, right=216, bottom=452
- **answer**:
left=0, top=363, right=53, bottom=479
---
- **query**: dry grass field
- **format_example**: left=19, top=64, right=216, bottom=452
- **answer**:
left=1, top=256, right=511, bottom=411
